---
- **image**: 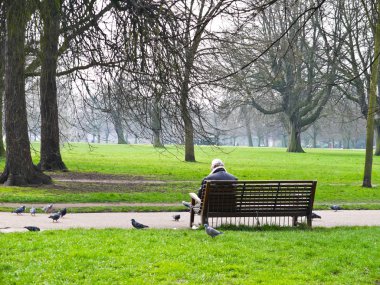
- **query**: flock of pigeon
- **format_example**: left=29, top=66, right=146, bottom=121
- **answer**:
left=11, top=204, right=67, bottom=231
left=9, top=204, right=341, bottom=237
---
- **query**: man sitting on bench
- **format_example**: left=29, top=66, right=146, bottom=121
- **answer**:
left=182, top=158, right=237, bottom=211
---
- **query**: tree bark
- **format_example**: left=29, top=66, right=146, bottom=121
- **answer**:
left=180, top=78, right=195, bottom=162
left=151, top=96, right=163, bottom=148
left=110, top=110, right=127, bottom=144
left=287, top=121, right=305, bottom=153
left=0, top=7, right=6, bottom=157
left=243, top=108, right=253, bottom=147
left=38, top=0, right=67, bottom=171
left=363, top=0, right=380, bottom=187
left=0, top=0, right=51, bottom=185
left=375, top=119, right=380, bottom=155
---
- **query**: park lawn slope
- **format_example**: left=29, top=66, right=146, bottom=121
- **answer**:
left=1, top=144, right=380, bottom=209
left=0, top=227, right=379, bottom=284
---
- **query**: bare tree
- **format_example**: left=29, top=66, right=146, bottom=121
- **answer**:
left=0, top=0, right=51, bottom=185
left=0, top=2, right=6, bottom=157
left=39, top=0, right=67, bottom=171
left=363, top=0, right=380, bottom=187
left=217, top=1, right=339, bottom=152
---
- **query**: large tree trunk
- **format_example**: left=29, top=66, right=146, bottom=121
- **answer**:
left=0, top=73, right=4, bottom=157
left=363, top=0, right=380, bottom=187
left=0, top=8, right=6, bottom=157
left=110, top=110, right=127, bottom=144
left=38, top=0, right=67, bottom=171
left=287, top=120, right=305, bottom=153
left=180, top=68, right=195, bottom=161
left=151, top=96, right=163, bottom=148
left=375, top=119, right=380, bottom=155
left=180, top=84, right=195, bottom=162
left=0, top=0, right=51, bottom=185
left=311, top=125, right=318, bottom=148
left=243, top=110, right=253, bottom=147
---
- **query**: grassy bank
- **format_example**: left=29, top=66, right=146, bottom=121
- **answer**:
left=0, top=144, right=380, bottom=209
left=0, top=227, right=379, bottom=284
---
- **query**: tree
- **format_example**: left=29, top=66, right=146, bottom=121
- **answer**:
left=0, top=0, right=51, bottom=185
left=38, top=0, right=67, bottom=171
left=363, top=0, right=380, bottom=187
left=218, top=1, right=339, bottom=152
left=25, top=0, right=114, bottom=170
left=173, top=0, right=239, bottom=161
left=0, top=2, right=6, bottom=157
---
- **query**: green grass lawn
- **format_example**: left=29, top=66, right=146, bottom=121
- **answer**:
left=0, top=144, right=380, bottom=209
left=0, top=227, right=379, bottom=284
left=1, top=145, right=379, bottom=284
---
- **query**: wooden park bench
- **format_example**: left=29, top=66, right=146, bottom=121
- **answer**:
left=189, top=180, right=317, bottom=228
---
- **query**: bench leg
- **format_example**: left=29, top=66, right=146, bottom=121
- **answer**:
left=189, top=198, right=196, bottom=227
left=307, top=216, right=312, bottom=227
left=189, top=209, right=194, bottom=227
left=292, top=216, right=298, bottom=226
left=201, top=215, right=208, bottom=226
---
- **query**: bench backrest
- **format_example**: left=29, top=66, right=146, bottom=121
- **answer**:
left=201, top=180, right=317, bottom=218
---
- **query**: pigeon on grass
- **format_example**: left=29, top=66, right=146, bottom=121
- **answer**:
left=12, top=206, right=25, bottom=215
left=172, top=214, right=181, bottom=221
left=59, top=208, right=67, bottom=218
left=330, top=205, right=342, bottom=211
left=48, top=212, right=61, bottom=222
left=131, top=219, right=149, bottom=229
left=204, top=224, right=223, bottom=238
left=24, top=226, right=40, bottom=232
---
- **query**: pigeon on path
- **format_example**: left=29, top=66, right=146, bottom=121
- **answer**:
left=12, top=206, right=25, bottom=215
left=42, top=204, right=54, bottom=213
left=24, top=226, right=40, bottom=232
left=172, top=214, right=181, bottom=221
left=131, top=219, right=149, bottom=229
left=59, top=208, right=67, bottom=218
left=311, top=212, right=321, bottom=219
left=30, top=207, right=36, bottom=216
left=204, top=224, right=223, bottom=238
left=330, top=205, right=342, bottom=211
left=48, top=212, right=61, bottom=222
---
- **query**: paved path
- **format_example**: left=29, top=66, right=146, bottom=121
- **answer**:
left=0, top=202, right=178, bottom=208
left=1, top=210, right=380, bottom=233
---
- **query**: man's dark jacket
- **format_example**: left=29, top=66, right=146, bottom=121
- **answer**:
left=197, top=167, right=237, bottom=198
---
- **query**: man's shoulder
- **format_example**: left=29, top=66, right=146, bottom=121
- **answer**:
left=205, top=171, right=237, bottom=180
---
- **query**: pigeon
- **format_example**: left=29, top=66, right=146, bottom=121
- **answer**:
left=12, top=206, right=25, bottom=215
left=311, top=212, right=321, bottom=219
left=24, top=226, right=40, bottom=232
left=59, top=208, right=67, bottom=218
left=42, top=204, right=54, bottom=213
left=48, top=212, right=61, bottom=222
left=30, top=207, right=36, bottom=216
left=204, top=224, right=223, bottom=238
left=182, top=201, right=191, bottom=209
left=131, top=219, right=149, bottom=229
left=172, top=214, right=181, bottom=221
left=330, top=205, right=342, bottom=211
